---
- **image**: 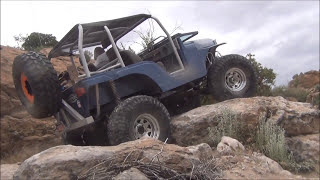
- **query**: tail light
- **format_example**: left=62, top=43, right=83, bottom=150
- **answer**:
left=75, top=87, right=86, bottom=97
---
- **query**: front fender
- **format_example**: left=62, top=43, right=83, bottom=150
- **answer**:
left=209, top=42, right=226, bottom=54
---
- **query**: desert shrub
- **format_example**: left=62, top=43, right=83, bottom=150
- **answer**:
left=200, top=95, right=217, bottom=105
left=312, top=94, right=320, bottom=108
left=255, top=116, right=290, bottom=163
left=208, top=109, right=246, bottom=146
left=272, top=86, right=308, bottom=102
left=255, top=115, right=314, bottom=172
left=286, top=88, right=308, bottom=102
left=246, top=53, right=276, bottom=96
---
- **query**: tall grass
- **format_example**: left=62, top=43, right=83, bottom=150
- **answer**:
left=208, top=109, right=245, bottom=146
left=255, top=115, right=291, bottom=163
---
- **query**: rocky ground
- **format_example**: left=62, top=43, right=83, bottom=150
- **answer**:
left=1, top=96, right=319, bottom=179
left=1, top=46, right=319, bottom=179
left=2, top=138, right=306, bottom=180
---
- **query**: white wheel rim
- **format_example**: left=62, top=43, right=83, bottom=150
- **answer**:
left=225, top=67, right=247, bottom=92
left=133, top=113, right=160, bottom=139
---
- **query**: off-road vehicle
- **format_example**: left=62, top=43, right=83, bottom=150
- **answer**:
left=12, top=14, right=257, bottom=145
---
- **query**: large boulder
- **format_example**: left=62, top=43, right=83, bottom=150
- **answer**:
left=217, top=136, right=245, bottom=155
left=113, top=167, right=149, bottom=180
left=286, top=134, right=320, bottom=165
left=171, top=96, right=320, bottom=146
left=0, top=163, right=20, bottom=180
left=1, top=111, right=62, bottom=164
left=13, top=138, right=214, bottom=180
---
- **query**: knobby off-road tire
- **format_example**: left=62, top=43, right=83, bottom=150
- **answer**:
left=12, top=52, right=61, bottom=118
left=107, top=95, right=170, bottom=145
left=207, top=54, right=257, bottom=101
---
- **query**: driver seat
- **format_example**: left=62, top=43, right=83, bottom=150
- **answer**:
left=106, top=48, right=142, bottom=66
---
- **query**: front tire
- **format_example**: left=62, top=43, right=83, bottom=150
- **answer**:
left=207, top=54, right=257, bottom=101
left=12, top=52, right=61, bottom=118
left=107, top=95, right=170, bottom=145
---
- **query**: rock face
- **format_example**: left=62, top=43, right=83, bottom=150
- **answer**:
left=13, top=138, right=214, bottom=180
left=213, top=136, right=300, bottom=179
left=0, top=111, right=62, bottom=164
left=0, top=163, right=20, bottom=180
left=0, top=46, right=64, bottom=164
left=215, top=151, right=299, bottom=179
left=114, top=168, right=149, bottom=180
left=286, top=134, right=320, bottom=165
left=171, top=96, right=320, bottom=146
left=289, top=70, right=319, bottom=89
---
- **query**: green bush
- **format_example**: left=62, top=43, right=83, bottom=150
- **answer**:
left=208, top=109, right=245, bottom=146
left=14, top=32, right=58, bottom=51
left=255, top=115, right=314, bottom=172
left=255, top=116, right=290, bottom=163
left=271, top=86, right=308, bottom=102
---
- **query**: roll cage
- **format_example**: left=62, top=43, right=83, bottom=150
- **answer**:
left=48, top=14, right=185, bottom=79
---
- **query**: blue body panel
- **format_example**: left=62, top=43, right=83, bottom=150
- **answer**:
left=72, top=38, right=216, bottom=115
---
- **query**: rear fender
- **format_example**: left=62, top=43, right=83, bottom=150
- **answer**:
left=113, top=74, right=162, bottom=98
left=86, top=73, right=162, bottom=110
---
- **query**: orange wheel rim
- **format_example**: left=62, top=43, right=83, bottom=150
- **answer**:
left=20, top=73, right=34, bottom=104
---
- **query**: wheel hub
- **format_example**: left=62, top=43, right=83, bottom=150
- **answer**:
left=133, top=114, right=160, bottom=139
left=20, top=73, right=34, bottom=103
left=225, top=68, right=246, bottom=92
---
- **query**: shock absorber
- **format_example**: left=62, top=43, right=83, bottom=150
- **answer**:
left=109, top=80, right=120, bottom=105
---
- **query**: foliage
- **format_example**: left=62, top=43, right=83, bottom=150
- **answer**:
left=14, top=32, right=58, bottom=51
left=255, top=115, right=290, bottom=163
left=200, top=95, right=217, bottom=106
left=13, top=34, right=27, bottom=49
left=207, top=109, right=314, bottom=172
left=246, top=53, right=276, bottom=96
left=119, top=42, right=136, bottom=54
left=134, top=19, right=156, bottom=51
left=208, top=109, right=245, bottom=146
left=255, top=115, right=314, bottom=172
left=84, top=50, right=93, bottom=62
left=271, top=85, right=309, bottom=102
left=312, top=93, right=320, bottom=108
left=133, top=19, right=182, bottom=52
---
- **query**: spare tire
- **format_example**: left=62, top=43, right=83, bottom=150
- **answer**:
left=12, top=52, right=61, bottom=118
left=207, top=54, right=257, bottom=101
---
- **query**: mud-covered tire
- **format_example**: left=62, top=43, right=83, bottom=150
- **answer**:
left=12, top=52, right=61, bottom=118
left=207, top=54, right=257, bottom=101
left=107, top=95, right=170, bottom=145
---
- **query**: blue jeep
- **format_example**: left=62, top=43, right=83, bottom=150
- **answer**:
left=12, top=14, right=257, bottom=145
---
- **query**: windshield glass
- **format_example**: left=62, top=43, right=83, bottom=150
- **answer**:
left=180, top=34, right=194, bottom=42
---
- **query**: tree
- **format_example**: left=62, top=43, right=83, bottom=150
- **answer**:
left=19, top=32, right=58, bottom=51
left=133, top=19, right=182, bottom=52
left=246, top=53, right=276, bottom=96
left=13, top=34, right=26, bottom=49
left=84, top=50, right=93, bottom=61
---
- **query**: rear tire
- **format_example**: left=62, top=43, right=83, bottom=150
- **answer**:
left=207, top=54, right=257, bottom=101
left=107, top=95, right=170, bottom=145
left=12, top=52, right=61, bottom=118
